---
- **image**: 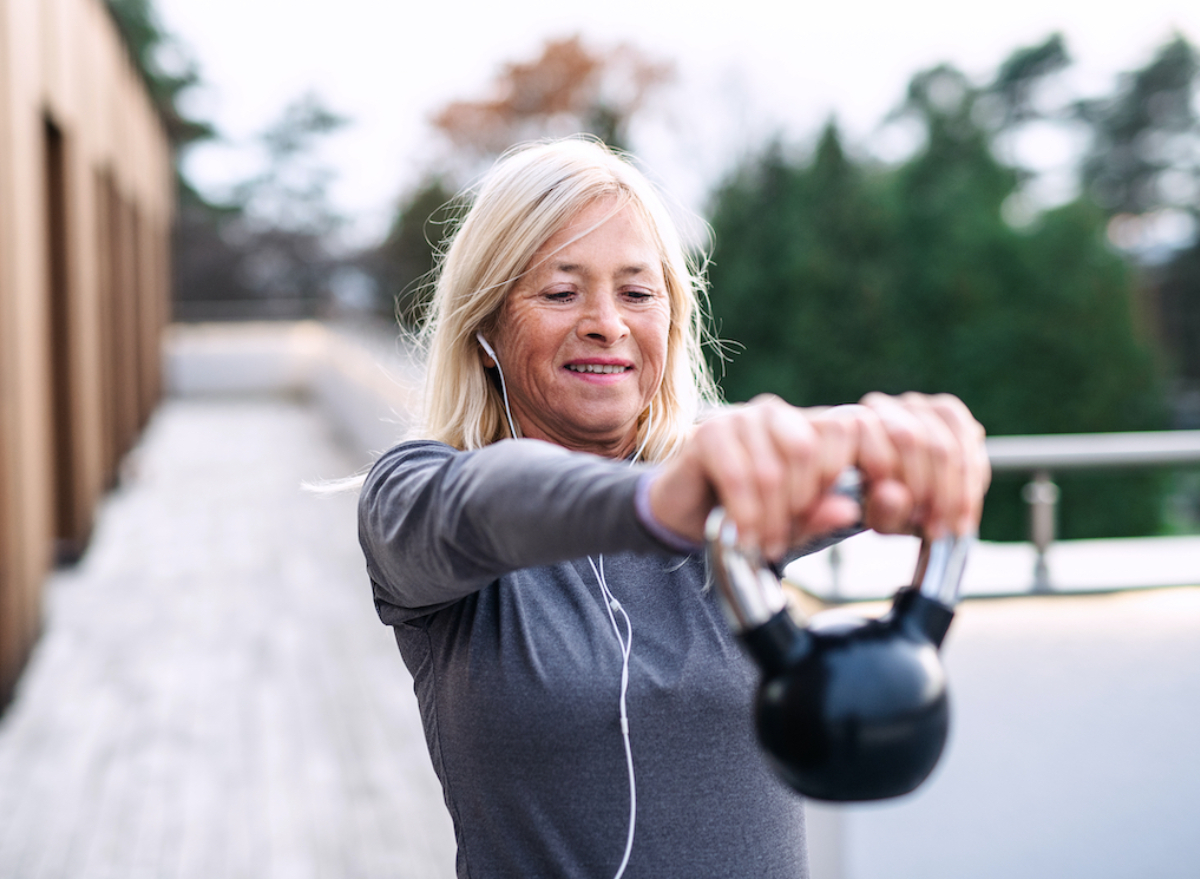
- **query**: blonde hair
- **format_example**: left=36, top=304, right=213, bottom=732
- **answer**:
left=416, top=137, right=720, bottom=462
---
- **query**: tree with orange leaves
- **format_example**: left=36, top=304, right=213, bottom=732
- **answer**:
left=367, top=36, right=673, bottom=324
left=431, top=35, right=673, bottom=158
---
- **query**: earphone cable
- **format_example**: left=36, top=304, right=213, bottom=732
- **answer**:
left=589, top=554, right=637, bottom=879
left=480, top=332, right=643, bottom=877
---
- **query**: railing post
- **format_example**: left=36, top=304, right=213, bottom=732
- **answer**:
left=1021, top=469, right=1059, bottom=593
left=828, top=543, right=843, bottom=600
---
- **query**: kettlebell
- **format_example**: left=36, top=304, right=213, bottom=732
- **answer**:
left=706, top=502, right=970, bottom=802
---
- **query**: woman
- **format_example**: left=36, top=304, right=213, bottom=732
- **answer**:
left=358, top=138, right=989, bottom=878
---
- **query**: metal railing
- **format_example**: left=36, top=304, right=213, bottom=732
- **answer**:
left=986, top=430, right=1200, bottom=591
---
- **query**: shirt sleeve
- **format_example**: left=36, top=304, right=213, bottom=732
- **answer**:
left=358, top=438, right=672, bottom=615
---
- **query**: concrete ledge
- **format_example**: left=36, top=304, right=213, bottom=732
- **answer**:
left=167, top=321, right=1199, bottom=596
left=165, top=321, right=422, bottom=464
left=786, top=530, right=1200, bottom=601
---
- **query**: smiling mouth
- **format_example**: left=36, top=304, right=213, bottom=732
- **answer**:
left=566, top=364, right=631, bottom=374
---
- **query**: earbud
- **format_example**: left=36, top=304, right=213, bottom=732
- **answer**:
left=475, top=332, right=519, bottom=439
left=476, top=332, right=498, bottom=366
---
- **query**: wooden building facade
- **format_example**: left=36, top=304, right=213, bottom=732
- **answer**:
left=0, top=0, right=173, bottom=703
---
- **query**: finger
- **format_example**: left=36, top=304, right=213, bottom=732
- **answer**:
left=899, top=392, right=961, bottom=538
left=843, top=403, right=899, bottom=486
left=763, top=402, right=823, bottom=553
left=863, top=478, right=916, bottom=534
left=861, top=392, right=932, bottom=529
left=801, top=406, right=861, bottom=536
left=690, top=415, right=762, bottom=550
left=693, top=404, right=793, bottom=558
left=799, top=495, right=863, bottom=538
left=808, top=405, right=861, bottom=485
left=735, top=404, right=791, bottom=559
left=845, top=404, right=917, bottom=532
left=929, top=394, right=990, bottom=533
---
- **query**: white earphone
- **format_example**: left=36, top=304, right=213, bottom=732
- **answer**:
left=476, top=333, right=520, bottom=440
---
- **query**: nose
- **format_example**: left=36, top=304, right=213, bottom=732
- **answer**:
left=577, top=289, right=629, bottom=345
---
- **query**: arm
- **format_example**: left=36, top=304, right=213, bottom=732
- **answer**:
left=358, top=439, right=666, bottom=611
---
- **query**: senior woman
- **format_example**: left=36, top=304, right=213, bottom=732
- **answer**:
left=358, top=138, right=989, bottom=879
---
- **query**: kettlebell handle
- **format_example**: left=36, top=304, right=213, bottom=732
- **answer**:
left=706, top=469, right=972, bottom=633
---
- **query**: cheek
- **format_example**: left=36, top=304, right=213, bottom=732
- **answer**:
left=635, top=321, right=671, bottom=395
left=495, top=305, right=552, bottom=365
left=642, top=310, right=671, bottom=367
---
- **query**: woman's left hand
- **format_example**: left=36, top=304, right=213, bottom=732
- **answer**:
left=852, top=392, right=991, bottom=540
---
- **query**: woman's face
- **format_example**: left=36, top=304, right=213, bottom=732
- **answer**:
left=488, top=198, right=671, bottom=458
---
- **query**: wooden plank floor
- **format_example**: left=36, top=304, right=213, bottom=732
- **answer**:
left=0, top=397, right=456, bottom=879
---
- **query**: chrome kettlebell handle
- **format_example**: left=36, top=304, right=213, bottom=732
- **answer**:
left=705, top=510, right=787, bottom=632
left=912, top=529, right=972, bottom=607
left=706, top=470, right=972, bottom=632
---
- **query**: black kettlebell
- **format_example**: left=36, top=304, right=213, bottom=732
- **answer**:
left=707, top=505, right=970, bottom=802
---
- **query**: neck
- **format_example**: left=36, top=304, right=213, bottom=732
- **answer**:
left=519, top=421, right=640, bottom=460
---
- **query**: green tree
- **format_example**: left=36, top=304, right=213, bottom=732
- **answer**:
left=1074, top=36, right=1200, bottom=409
left=1077, top=35, right=1199, bottom=219
left=707, top=53, right=1167, bottom=541
left=364, top=178, right=458, bottom=326
left=704, top=126, right=897, bottom=404
left=987, top=33, right=1070, bottom=129
left=107, top=0, right=354, bottom=319
left=174, top=94, right=349, bottom=318
left=105, top=0, right=213, bottom=149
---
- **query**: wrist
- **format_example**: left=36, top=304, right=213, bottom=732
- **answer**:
left=635, top=470, right=705, bottom=554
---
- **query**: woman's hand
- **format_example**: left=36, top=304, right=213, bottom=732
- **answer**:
left=646, top=393, right=989, bottom=560
left=855, top=392, right=990, bottom=540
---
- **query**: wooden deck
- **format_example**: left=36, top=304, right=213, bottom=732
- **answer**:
left=0, top=397, right=456, bottom=879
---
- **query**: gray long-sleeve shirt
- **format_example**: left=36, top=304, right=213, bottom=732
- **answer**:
left=359, top=438, right=809, bottom=878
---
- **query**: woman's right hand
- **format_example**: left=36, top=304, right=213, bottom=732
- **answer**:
left=646, top=394, right=988, bottom=560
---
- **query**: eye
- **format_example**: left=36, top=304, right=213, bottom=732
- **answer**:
left=544, top=289, right=576, bottom=302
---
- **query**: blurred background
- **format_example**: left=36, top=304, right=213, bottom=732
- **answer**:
left=1, top=0, right=1199, bottom=877
left=157, top=0, right=1200, bottom=543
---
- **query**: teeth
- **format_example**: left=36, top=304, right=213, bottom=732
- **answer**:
left=568, top=364, right=628, bottom=374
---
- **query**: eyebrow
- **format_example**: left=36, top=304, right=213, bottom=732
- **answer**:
left=551, top=262, right=655, bottom=278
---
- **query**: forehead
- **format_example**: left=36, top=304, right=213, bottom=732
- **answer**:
left=535, top=198, right=660, bottom=267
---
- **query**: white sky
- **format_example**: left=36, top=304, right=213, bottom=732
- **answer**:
left=155, top=0, right=1200, bottom=247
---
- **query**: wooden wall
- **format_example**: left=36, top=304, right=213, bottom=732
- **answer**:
left=0, top=0, right=173, bottom=704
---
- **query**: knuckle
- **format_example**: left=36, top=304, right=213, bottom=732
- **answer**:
left=888, top=421, right=920, bottom=451
left=752, top=459, right=784, bottom=491
left=717, top=467, right=754, bottom=502
left=927, top=434, right=953, bottom=465
left=781, top=429, right=816, bottom=461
